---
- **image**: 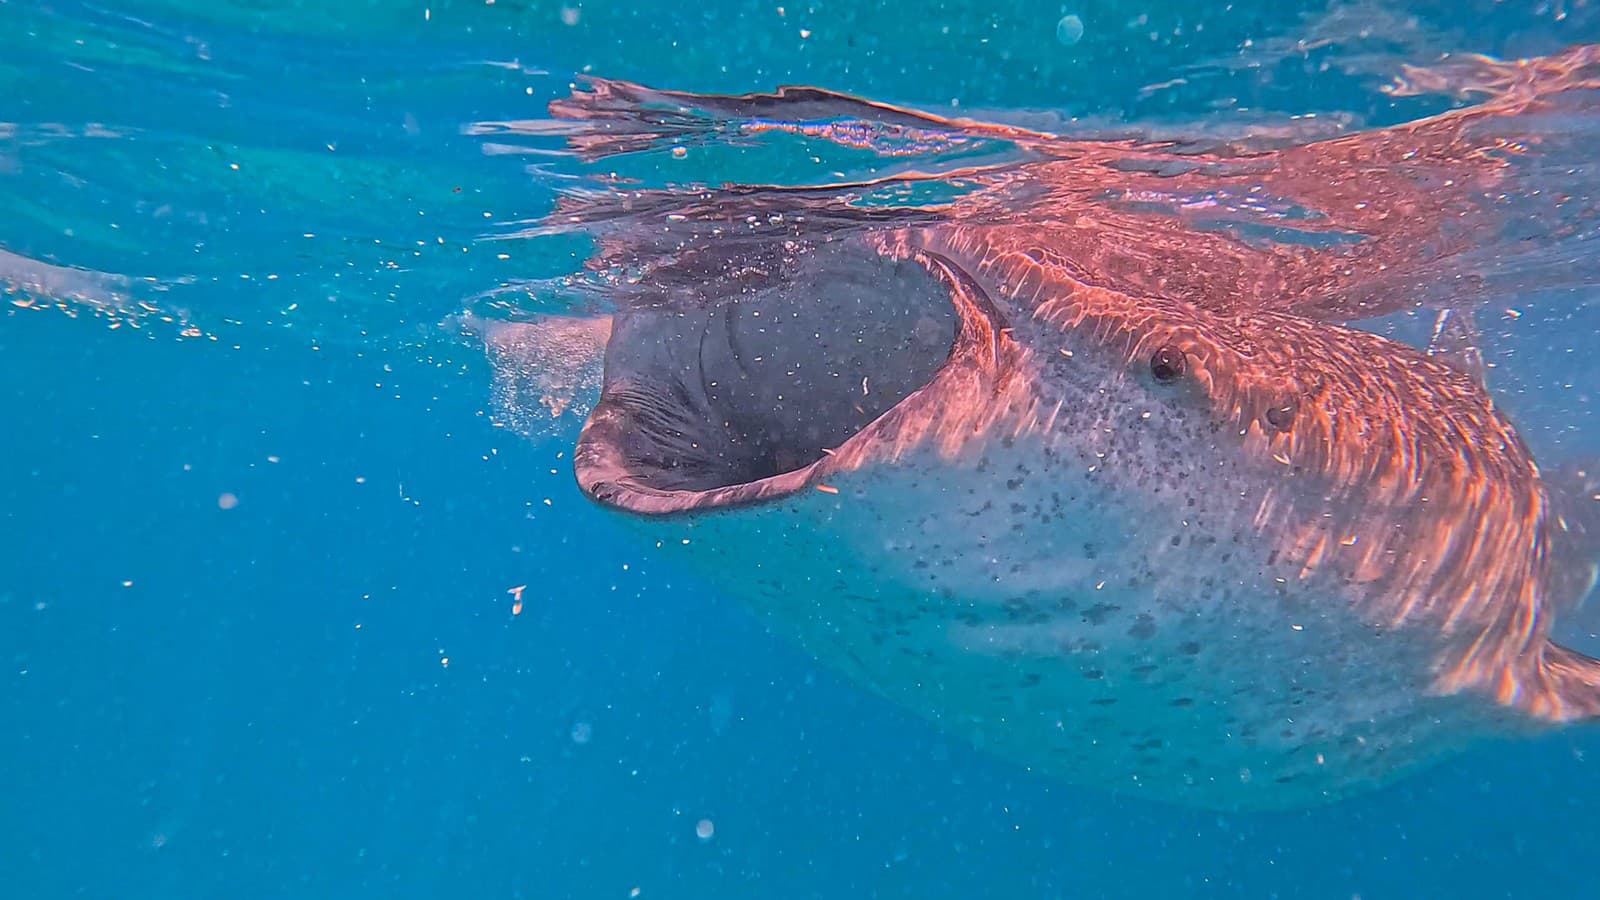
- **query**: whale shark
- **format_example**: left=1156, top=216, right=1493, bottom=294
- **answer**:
left=474, top=46, right=1600, bottom=810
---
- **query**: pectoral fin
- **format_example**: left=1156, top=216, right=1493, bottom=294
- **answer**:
left=1528, top=641, right=1600, bottom=721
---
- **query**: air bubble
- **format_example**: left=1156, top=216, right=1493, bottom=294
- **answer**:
left=1056, top=14, right=1085, bottom=46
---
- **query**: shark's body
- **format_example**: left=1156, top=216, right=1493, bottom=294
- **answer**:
left=477, top=48, right=1600, bottom=810
left=658, top=451, right=1509, bottom=811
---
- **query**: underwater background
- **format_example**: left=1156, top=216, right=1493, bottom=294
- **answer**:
left=4, top=1, right=1600, bottom=896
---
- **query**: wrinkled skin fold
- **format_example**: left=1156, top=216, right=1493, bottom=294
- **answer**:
left=475, top=45, right=1600, bottom=810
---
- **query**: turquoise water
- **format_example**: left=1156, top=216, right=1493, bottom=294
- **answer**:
left=4, top=1, right=1600, bottom=896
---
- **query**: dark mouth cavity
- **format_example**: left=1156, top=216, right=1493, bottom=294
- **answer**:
left=580, top=242, right=958, bottom=499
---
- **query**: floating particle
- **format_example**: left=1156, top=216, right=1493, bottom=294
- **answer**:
left=571, top=721, right=593, bottom=744
left=671, top=146, right=687, bottom=159
left=560, top=5, right=580, bottom=25
left=695, top=819, right=714, bottom=841
left=1056, top=14, right=1085, bottom=46
left=217, top=492, right=239, bottom=510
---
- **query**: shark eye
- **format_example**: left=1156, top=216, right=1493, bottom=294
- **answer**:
left=1263, top=401, right=1297, bottom=432
left=1150, top=345, right=1187, bottom=383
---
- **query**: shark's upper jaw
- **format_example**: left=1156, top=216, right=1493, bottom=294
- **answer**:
left=572, top=241, right=987, bottom=514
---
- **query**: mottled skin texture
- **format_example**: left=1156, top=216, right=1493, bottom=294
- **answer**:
left=480, top=46, right=1600, bottom=810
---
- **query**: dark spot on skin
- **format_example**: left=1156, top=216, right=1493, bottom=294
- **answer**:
left=1264, top=401, right=1297, bottom=431
left=1179, top=641, right=1202, bottom=655
left=1090, top=697, right=1118, bottom=705
left=1150, top=345, right=1186, bottom=382
left=1170, top=697, right=1195, bottom=707
left=1081, top=602, right=1120, bottom=625
left=1126, top=608, right=1152, bottom=637
left=1002, top=598, right=1034, bottom=620
left=1082, top=669, right=1104, bottom=680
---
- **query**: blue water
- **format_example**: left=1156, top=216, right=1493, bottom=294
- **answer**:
left=5, top=1, right=1600, bottom=896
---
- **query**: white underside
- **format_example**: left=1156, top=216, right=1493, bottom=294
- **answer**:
left=638, top=438, right=1513, bottom=811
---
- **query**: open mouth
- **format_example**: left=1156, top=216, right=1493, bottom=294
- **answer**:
left=573, top=240, right=991, bottom=514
